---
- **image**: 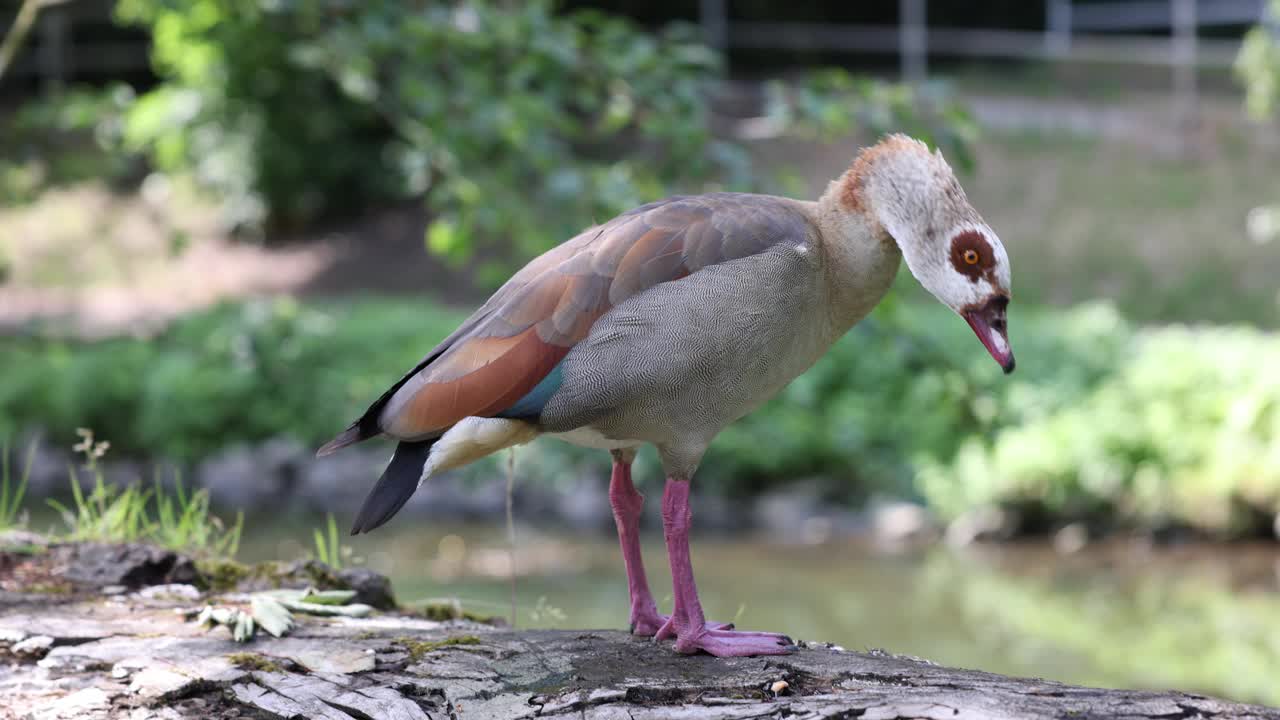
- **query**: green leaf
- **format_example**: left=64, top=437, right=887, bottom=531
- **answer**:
left=111, top=0, right=973, bottom=271
left=299, top=589, right=358, bottom=605
left=233, top=611, right=255, bottom=643
left=426, top=220, right=461, bottom=256
left=250, top=595, right=295, bottom=638
left=280, top=599, right=373, bottom=617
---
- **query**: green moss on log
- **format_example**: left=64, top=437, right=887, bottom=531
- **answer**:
left=227, top=652, right=285, bottom=673
left=397, top=635, right=482, bottom=662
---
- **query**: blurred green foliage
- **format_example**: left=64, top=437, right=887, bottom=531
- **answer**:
left=1236, top=3, right=1280, bottom=248
left=0, top=85, right=137, bottom=204
left=1236, top=0, right=1280, bottom=119
left=921, top=324, right=1280, bottom=535
left=111, top=0, right=971, bottom=281
left=0, top=297, right=463, bottom=461
left=39, top=428, right=243, bottom=556
left=3, top=296, right=1276, bottom=535
left=716, top=297, right=1127, bottom=501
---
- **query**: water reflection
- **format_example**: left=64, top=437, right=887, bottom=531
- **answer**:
left=238, top=521, right=1280, bottom=706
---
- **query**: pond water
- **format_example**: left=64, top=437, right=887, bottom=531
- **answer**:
left=238, top=521, right=1280, bottom=707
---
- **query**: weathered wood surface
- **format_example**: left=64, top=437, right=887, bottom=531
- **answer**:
left=2, top=539, right=1278, bottom=720
left=2, top=593, right=1277, bottom=720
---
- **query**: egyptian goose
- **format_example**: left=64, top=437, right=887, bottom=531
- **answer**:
left=318, top=134, right=1014, bottom=657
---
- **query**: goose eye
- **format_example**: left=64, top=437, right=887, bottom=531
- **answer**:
left=963, top=249, right=980, bottom=265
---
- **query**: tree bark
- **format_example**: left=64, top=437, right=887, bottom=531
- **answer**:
left=3, top=591, right=1277, bottom=720
left=2, top=539, right=1276, bottom=719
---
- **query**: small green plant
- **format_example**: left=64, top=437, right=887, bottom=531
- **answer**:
left=48, top=430, right=152, bottom=544
left=72, top=426, right=110, bottom=466
left=195, top=588, right=371, bottom=643
left=46, top=429, right=243, bottom=555
left=196, top=594, right=293, bottom=643
left=312, top=513, right=345, bottom=570
left=0, top=439, right=35, bottom=530
left=153, top=472, right=243, bottom=558
left=47, top=469, right=151, bottom=543
left=529, top=595, right=567, bottom=624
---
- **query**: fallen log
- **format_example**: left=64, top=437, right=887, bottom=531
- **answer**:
left=1, top=540, right=1277, bottom=720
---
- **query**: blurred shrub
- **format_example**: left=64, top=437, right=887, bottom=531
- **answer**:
left=112, top=0, right=971, bottom=281
left=1237, top=4, right=1280, bottom=251
left=0, top=85, right=138, bottom=204
left=711, top=299, right=1128, bottom=502
left=1236, top=1, right=1280, bottom=119
left=5, top=296, right=1277, bottom=534
left=921, top=324, right=1280, bottom=536
left=0, top=298, right=465, bottom=461
left=0, top=295, right=1017, bottom=475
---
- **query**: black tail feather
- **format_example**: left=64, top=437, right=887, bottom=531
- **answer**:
left=316, top=424, right=367, bottom=457
left=350, top=439, right=434, bottom=535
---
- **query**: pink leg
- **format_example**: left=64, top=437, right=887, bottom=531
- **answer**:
left=610, top=454, right=733, bottom=638
left=608, top=454, right=665, bottom=636
left=660, top=477, right=792, bottom=657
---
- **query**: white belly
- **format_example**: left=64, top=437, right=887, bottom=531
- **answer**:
left=548, top=427, right=643, bottom=451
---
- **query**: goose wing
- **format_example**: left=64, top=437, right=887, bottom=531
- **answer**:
left=319, top=193, right=812, bottom=453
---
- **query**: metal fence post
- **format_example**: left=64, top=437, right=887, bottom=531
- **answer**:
left=1046, top=0, right=1072, bottom=57
left=700, top=0, right=728, bottom=53
left=37, top=5, right=70, bottom=91
left=900, top=0, right=927, bottom=84
left=1171, top=0, right=1198, bottom=133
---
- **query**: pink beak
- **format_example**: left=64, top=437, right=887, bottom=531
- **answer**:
left=962, top=296, right=1015, bottom=374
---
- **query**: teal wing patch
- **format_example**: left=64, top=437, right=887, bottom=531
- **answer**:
left=496, top=361, right=565, bottom=420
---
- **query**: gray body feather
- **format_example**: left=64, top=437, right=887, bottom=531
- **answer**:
left=541, top=231, right=893, bottom=477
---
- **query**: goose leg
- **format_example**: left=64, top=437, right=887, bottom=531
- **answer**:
left=609, top=453, right=733, bottom=638
left=659, top=476, right=792, bottom=657
left=608, top=451, right=665, bottom=636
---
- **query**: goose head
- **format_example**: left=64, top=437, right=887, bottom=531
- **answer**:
left=849, top=135, right=1015, bottom=373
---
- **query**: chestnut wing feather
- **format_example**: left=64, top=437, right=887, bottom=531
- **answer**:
left=327, top=193, right=812, bottom=447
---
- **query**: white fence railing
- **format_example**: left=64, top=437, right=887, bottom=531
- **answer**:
left=703, top=0, right=1269, bottom=70
left=701, top=0, right=1276, bottom=126
left=4, top=0, right=1277, bottom=101
left=1069, top=0, right=1265, bottom=30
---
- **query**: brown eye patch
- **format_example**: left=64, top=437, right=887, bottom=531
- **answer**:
left=950, top=230, right=995, bottom=282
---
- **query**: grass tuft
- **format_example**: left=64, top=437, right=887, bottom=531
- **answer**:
left=43, top=429, right=242, bottom=557
left=153, top=472, right=242, bottom=558
left=47, top=466, right=152, bottom=544
left=312, top=512, right=345, bottom=570
left=0, top=439, right=34, bottom=530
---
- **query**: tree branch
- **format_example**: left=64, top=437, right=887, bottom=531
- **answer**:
left=0, top=0, right=47, bottom=83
